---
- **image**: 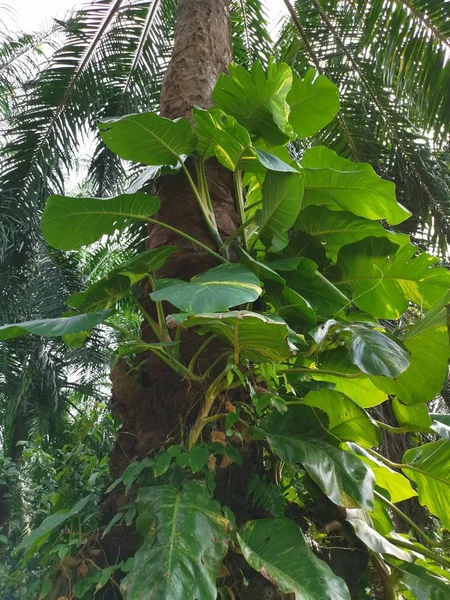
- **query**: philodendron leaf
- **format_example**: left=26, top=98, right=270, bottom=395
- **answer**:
left=237, top=518, right=350, bottom=600
left=302, top=389, right=381, bottom=448
left=336, top=238, right=450, bottom=320
left=287, top=69, right=340, bottom=138
left=392, top=399, right=433, bottom=430
left=178, top=311, right=295, bottom=363
left=42, top=193, right=160, bottom=250
left=126, top=163, right=183, bottom=194
left=345, top=510, right=411, bottom=561
left=310, top=320, right=410, bottom=378
left=295, top=205, right=410, bottom=260
left=302, top=146, right=410, bottom=225
left=312, top=348, right=388, bottom=408
left=69, top=246, right=178, bottom=311
left=348, top=444, right=417, bottom=504
left=261, top=406, right=374, bottom=508
left=372, top=292, right=450, bottom=404
left=121, top=481, right=229, bottom=600
left=402, top=440, right=450, bottom=530
left=264, top=281, right=316, bottom=325
left=0, top=311, right=111, bottom=341
left=212, top=59, right=293, bottom=146
left=391, top=561, right=450, bottom=600
left=256, top=171, right=304, bottom=252
left=98, top=112, right=195, bottom=166
left=150, top=263, right=261, bottom=313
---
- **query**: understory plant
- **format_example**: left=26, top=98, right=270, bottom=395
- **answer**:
left=2, top=58, right=450, bottom=599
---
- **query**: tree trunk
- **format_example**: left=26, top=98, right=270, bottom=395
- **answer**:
left=100, top=1, right=284, bottom=597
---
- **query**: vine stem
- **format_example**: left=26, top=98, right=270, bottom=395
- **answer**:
left=387, top=537, right=450, bottom=569
left=188, top=368, right=229, bottom=448
left=233, top=171, right=248, bottom=251
left=374, top=420, right=429, bottom=435
left=278, top=367, right=364, bottom=379
left=366, top=448, right=449, bottom=486
left=143, top=216, right=227, bottom=263
left=374, top=490, right=449, bottom=549
left=130, top=294, right=170, bottom=343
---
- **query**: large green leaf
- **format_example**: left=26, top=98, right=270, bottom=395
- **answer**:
left=403, top=440, right=450, bottom=530
left=311, top=320, right=410, bottom=378
left=178, top=311, right=295, bottom=363
left=69, top=247, right=177, bottom=311
left=42, top=193, right=160, bottom=250
left=301, top=389, right=381, bottom=448
left=312, top=349, right=388, bottom=408
left=0, top=311, right=110, bottom=341
left=16, top=495, right=92, bottom=551
left=284, top=259, right=349, bottom=320
left=256, top=171, right=304, bottom=252
left=392, top=562, right=450, bottom=600
left=372, top=293, right=450, bottom=404
left=302, top=147, right=410, bottom=225
left=336, top=237, right=450, bottom=319
left=150, top=263, right=261, bottom=313
left=237, top=518, right=350, bottom=600
left=345, top=510, right=411, bottom=561
left=261, top=406, right=374, bottom=508
left=264, top=281, right=316, bottom=325
left=98, top=112, right=195, bottom=166
left=287, top=69, right=340, bottom=138
left=347, top=444, right=417, bottom=503
left=121, top=481, right=229, bottom=600
left=212, top=59, right=293, bottom=146
left=392, top=400, right=433, bottom=430
left=295, top=205, right=410, bottom=260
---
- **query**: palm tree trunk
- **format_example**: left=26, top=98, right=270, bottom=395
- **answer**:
left=100, top=2, right=285, bottom=597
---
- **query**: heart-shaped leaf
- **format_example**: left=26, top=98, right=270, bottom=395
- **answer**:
left=150, top=263, right=261, bottom=313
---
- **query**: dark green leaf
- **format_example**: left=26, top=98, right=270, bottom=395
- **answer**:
left=392, top=561, right=450, bottom=600
left=237, top=518, right=350, bottom=599
left=262, top=406, right=374, bottom=508
left=121, top=481, right=229, bottom=600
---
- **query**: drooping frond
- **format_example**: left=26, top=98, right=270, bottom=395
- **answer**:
left=278, top=0, right=450, bottom=253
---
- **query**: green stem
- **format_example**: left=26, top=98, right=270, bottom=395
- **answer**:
left=188, top=334, right=217, bottom=372
left=182, top=162, right=225, bottom=255
left=148, top=274, right=168, bottom=335
left=131, top=294, right=170, bottom=343
left=374, top=490, right=448, bottom=549
left=150, top=347, right=201, bottom=382
left=198, top=159, right=215, bottom=218
left=370, top=553, right=397, bottom=600
left=387, top=537, right=450, bottom=569
left=374, top=420, right=428, bottom=435
left=279, top=367, right=364, bottom=379
left=189, top=368, right=228, bottom=448
left=366, top=449, right=450, bottom=486
left=143, top=216, right=226, bottom=263
left=223, top=215, right=257, bottom=249
left=234, top=171, right=248, bottom=251
left=201, top=413, right=228, bottom=425
left=107, top=322, right=142, bottom=343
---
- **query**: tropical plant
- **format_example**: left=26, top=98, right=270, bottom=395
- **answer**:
left=1, top=1, right=450, bottom=599
left=3, top=26, right=450, bottom=598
